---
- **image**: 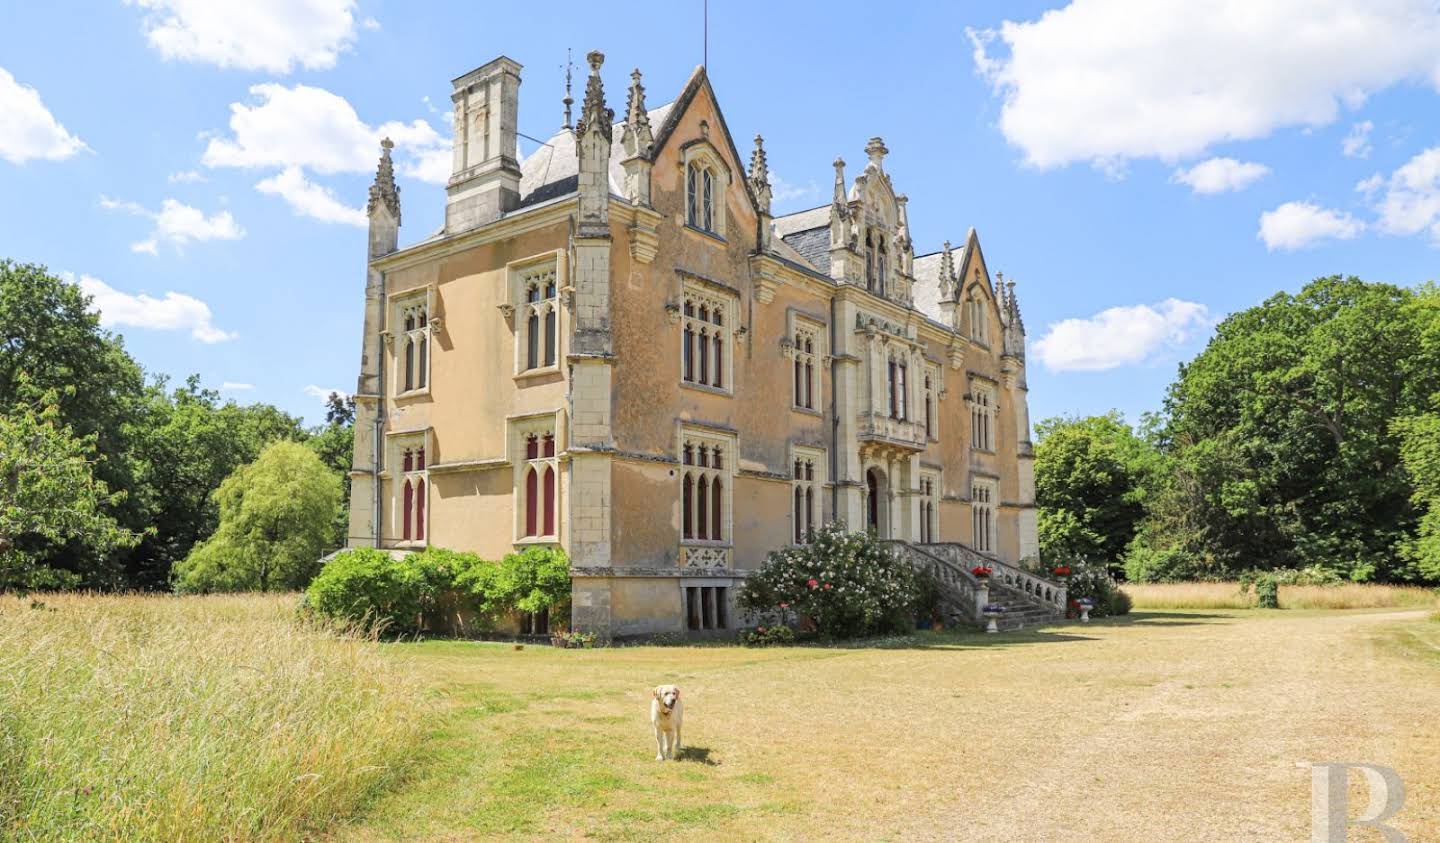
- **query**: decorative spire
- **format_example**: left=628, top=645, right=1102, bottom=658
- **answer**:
left=620, top=67, right=653, bottom=158
left=562, top=48, right=574, bottom=129
left=576, top=50, right=612, bottom=142
left=831, top=157, right=847, bottom=208
left=864, top=136, right=888, bottom=171
left=367, top=137, right=400, bottom=224
left=1006, top=280, right=1025, bottom=334
left=749, top=134, right=771, bottom=214
left=938, top=240, right=956, bottom=301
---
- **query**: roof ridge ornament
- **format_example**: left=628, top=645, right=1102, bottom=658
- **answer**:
left=864, top=136, right=888, bottom=172
left=621, top=67, right=653, bottom=158
left=576, top=50, right=612, bottom=143
left=749, top=133, right=771, bottom=214
left=562, top=48, right=574, bottom=129
left=938, top=240, right=957, bottom=302
left=366, top=137, right=400, bottom=224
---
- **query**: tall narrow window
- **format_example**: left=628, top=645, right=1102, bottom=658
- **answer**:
left=970, top=294, right=988, bottom=345
left=398, top=444, right=426, bottom=543
left=400, top=304, right=428, bottom=393
left=897, top=362, right=908, bottom=421
left=972, top=481, right=996, bottom=553
left=686, top=163, right=719, bottom=235
left=920, top=475, right=938, bottom=543
left=792, top=326, right=819, bottom=410
left=681, top=286, right=732, bottom=391
left=792, top=452, right=820, bottom=544
left=971, top=384, right=996, bottom=451
left=877, top=236, right=887, bottom=297
left=702, top=169, right=714, bottom=232
left=519, top=266, right=558, bottom=372
left=518, top=427, right=558, bottom=540
left=681, top=433, right=730, bottom=544
left=887, top=360, right=897, bottom=418
left=924, top=371, right=937, bottom=440
left=865, top=231, right=875, bottom=292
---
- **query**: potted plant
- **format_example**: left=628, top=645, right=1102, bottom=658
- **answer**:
left=981, top=603, right=1006, bottom=634
left=971, top=565, right=993, bottom=581
left=1075, top=598, right=1095, bottom=623
left=1052, top=565, right=1072, bottom=580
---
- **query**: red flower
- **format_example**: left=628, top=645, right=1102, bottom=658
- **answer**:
left=823, top=583, right=833, bottom=591
left=1053, top=566, right=1072, bottom=576
left=757, top=626, right=766, bottom=633
left=971, top=566, right=993, bottom=577
left=779, top=602, right=789, bottom=609
left=807, top=578, right=819, bottom=589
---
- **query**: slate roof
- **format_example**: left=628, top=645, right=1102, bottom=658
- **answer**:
left=514, top=102, right=676, bottom=209
left=771, top=205, right=832, bottom=274
left=910, top=239, right=970, bottom=324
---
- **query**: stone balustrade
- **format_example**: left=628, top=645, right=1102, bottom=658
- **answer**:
left=919, top=542, right=1068, bottom=614
left=879, top=540, right=983, bottom=625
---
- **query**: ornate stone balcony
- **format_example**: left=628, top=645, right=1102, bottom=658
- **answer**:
left=856, top=411, right=928, bottom=454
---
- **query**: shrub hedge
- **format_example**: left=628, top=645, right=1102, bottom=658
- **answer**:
left=305, top=545, right=571, bottom=636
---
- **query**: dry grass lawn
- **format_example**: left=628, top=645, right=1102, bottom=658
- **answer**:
left=1127, top=581, right=1440, bottom=610
left=337, top=609, right=1440, bottom=842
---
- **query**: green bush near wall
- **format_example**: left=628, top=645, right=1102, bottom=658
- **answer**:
left=305, top=545, right=571, bottom=636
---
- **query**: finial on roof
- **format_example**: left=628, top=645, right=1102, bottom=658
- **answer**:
left=562, top=48, right=575, bottom=129
left=938, top=240, right=957, bottom=301
left=367, top=137, right=400, bottom=223
left=576, top=50, right=612, bottom=142
left=865, top=136, right=888, bottom=170
left=832, top=157, right=847, bottom=206
left=749, top=134, right=771, bottom=214
left=1007, top=280, right=1024, bottom=332
left=621, top=67, right=653, bottom=158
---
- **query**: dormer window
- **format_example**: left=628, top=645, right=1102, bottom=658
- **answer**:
left=686, top=162, right=716, bottom=233
left=865, top=229, right=888, bottom=297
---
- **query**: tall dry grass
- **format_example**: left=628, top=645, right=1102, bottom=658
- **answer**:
left=1124, top=581, right=1440, bottom=611
left=0, top=592, right=425, bottom=841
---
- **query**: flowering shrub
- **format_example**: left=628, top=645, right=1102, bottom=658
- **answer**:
left=1051, top=556, right=1131, bottom=618
left=741, top=624, right=796, bottom=647
left=740, top=523, right=935, bottom=638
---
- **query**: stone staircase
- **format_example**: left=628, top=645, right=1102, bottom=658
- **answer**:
left=882, top=540, right=1067, bottom=632
left=979, top=578, right=1067, bottom=631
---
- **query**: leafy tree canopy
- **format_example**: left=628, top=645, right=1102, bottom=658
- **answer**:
left=173, top=440, right=341, bottom=593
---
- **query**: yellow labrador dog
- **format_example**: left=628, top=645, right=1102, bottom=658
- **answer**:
left=650, top=684, right=683, bottom=761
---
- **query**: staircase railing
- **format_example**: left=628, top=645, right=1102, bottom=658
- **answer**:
left=879, top=540, right=982, bottom=625
left=919, top=542, right=1068, bottom=614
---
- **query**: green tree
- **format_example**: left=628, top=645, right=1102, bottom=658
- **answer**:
left=1148, top=276, right=1440, bottom=581
left=0, top=261, right=147, bottom=585
left=0, top=385, right=140, bottom=589
left=1034, top=412, right=1157, bottom=571
left=174, top=441, right=341, bottom=592
left=306, top=391, right=355, bottom=549
left=124, top=376, right=307, bottom=589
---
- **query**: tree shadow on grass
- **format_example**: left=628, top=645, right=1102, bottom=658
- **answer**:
left=677, top=745, right=717, bottom=765
left=1093, top=611, right=1238, bottom=627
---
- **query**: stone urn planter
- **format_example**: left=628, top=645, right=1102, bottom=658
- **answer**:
left=1051, top=565, right=1072, bottom=584
left=971, top=565, right=993, bottom=585
left=981, top=604, right=1006, bottom=634
left=1075, top=598, right=1094, bottom=623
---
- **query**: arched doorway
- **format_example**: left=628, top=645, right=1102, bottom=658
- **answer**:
left=865, top=467, right=888, bottom=537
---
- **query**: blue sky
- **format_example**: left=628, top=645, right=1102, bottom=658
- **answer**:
left=4, top=0, right=1440, bottom=428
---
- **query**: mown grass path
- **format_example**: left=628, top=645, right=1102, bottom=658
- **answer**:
left=335, top=610, right=1440, bottom=841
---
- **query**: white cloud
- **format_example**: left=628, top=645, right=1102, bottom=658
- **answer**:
left=1035, top=299, right=1211, bottom=371
left=168, top=169, right=206, bottom=183
left=257, top=167, right=366, bottom=226
left=1342, top=120, right=1374, bottom=158
left=1258, top=201, right=1364, bottom=251
left=221, top=381, right=254, bottom=391
left=968, top=1, right=1440, bottom=170
left=1356, top=172, right=1385, bottom=198
left=125, top=0, right=361, bottom=74
left=1171, top=158, right=1270, bottom=194
left=73, top=274, right=235, bottom=343
left=1371, top=146, right=1440, bottom=241
left=0, top=66, right=88, bottom=164
left=202, top=83, right=448, bottom=180
left=303, top=385, right=349, bottom=403
left=770, top=174, right=820, bottom=206
left=100, top=195, right=244, bottom=254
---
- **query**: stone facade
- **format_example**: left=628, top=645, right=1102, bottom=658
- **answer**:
left=347, top=52, right=1040, bottom=638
